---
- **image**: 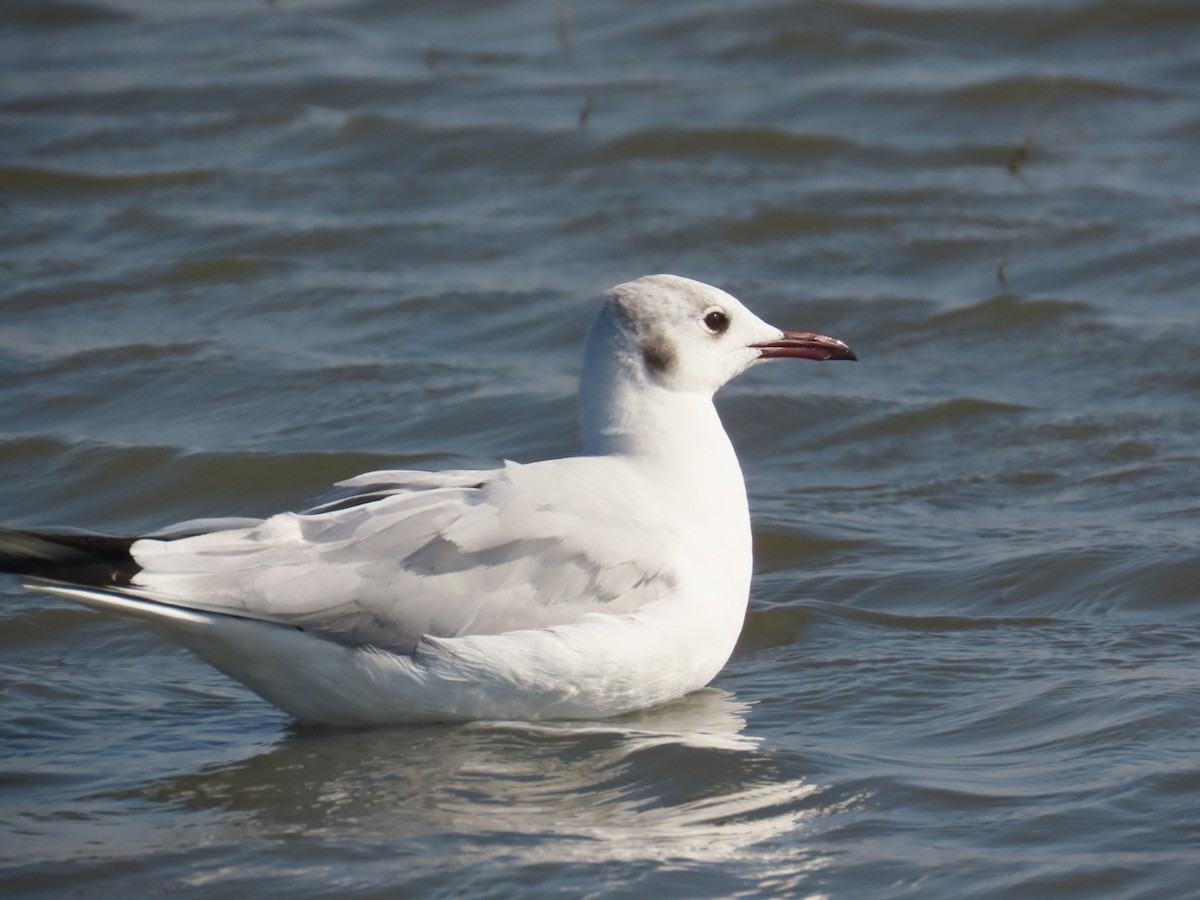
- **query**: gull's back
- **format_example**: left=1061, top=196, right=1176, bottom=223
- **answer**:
left=130, top=455, right=685, bottom=653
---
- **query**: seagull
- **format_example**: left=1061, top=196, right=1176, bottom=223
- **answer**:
left=0, top=275, right=855, bottom=726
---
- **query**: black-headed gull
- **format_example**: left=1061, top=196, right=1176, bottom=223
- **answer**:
left=0, top=275, right=854, bottom=725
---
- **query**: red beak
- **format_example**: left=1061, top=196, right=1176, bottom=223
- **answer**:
left=753, top=330, right=857, bottom=362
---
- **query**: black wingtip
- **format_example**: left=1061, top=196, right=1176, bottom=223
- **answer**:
left=0, top=527, right=140, bottom=587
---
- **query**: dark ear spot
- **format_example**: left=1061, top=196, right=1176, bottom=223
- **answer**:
left=643, top=337, right=676, bottom=374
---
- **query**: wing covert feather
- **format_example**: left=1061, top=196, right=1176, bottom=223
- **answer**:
left=130, top=460, right=679, bottom=652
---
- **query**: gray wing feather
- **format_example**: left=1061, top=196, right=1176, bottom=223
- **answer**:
left=130, top=460, right=677, bottom=652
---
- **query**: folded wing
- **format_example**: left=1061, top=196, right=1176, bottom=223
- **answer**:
left=130, top=459, right=680, bottom=652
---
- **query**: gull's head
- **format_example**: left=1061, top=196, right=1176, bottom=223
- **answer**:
left=587, top=274, right=856, bottom=396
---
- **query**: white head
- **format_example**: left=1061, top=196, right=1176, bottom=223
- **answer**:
left=577, top=275, right=855, bottom=456
left=583, top=274, right=855, bottom=398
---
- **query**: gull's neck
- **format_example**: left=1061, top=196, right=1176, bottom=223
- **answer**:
left=580, top=360, right=750, bottom=557
left=577, top=315, right=753, bottom=617
left=580, top=374, right=734, bottom=462
left=577, top=317, right=744, bottom=486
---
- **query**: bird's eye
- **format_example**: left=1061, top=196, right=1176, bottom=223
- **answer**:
left=702, top=309, right=730, bottom=335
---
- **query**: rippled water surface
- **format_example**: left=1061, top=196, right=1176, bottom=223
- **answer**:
left=3, top=1, right=1199, bottom=897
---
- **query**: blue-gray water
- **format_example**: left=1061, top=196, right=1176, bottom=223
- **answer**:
left=2, top=1, right=1199, bottom=897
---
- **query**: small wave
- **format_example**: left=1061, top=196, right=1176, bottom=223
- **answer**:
left=159, top=257, right=291, bottom=286
left=144, top=449, right=423, bottom=511
left=0, top=438, right=422, bottom=525
left=1033, top=414, right=1161, bottom=445
left=948, top=74, right=1159, bottom=108
left=844, top=397, right=1028, bottom=442
left=720, top=26, right=908, bottom=62
left=0, top=165, right=215, bottom=195
left=2, top=343, right=205, bottom=386
left=739, top=601, right=1058, bottom=652
left=587, top=127, right=851, bottom=165
left=720, top=208, right=898, bottom=243
left=652, top=207, right=897, bottom=252
left=753, top=526, right=870, bottom=567
left=0, top=435, right=74, bottom=466
left=799, top=0, right=1200, bottom=49
left=920, top=293, right=1094, bottom=333
left=0, top=603, right=100, bottom=649
left=0, top=0, right=129, bottom=28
